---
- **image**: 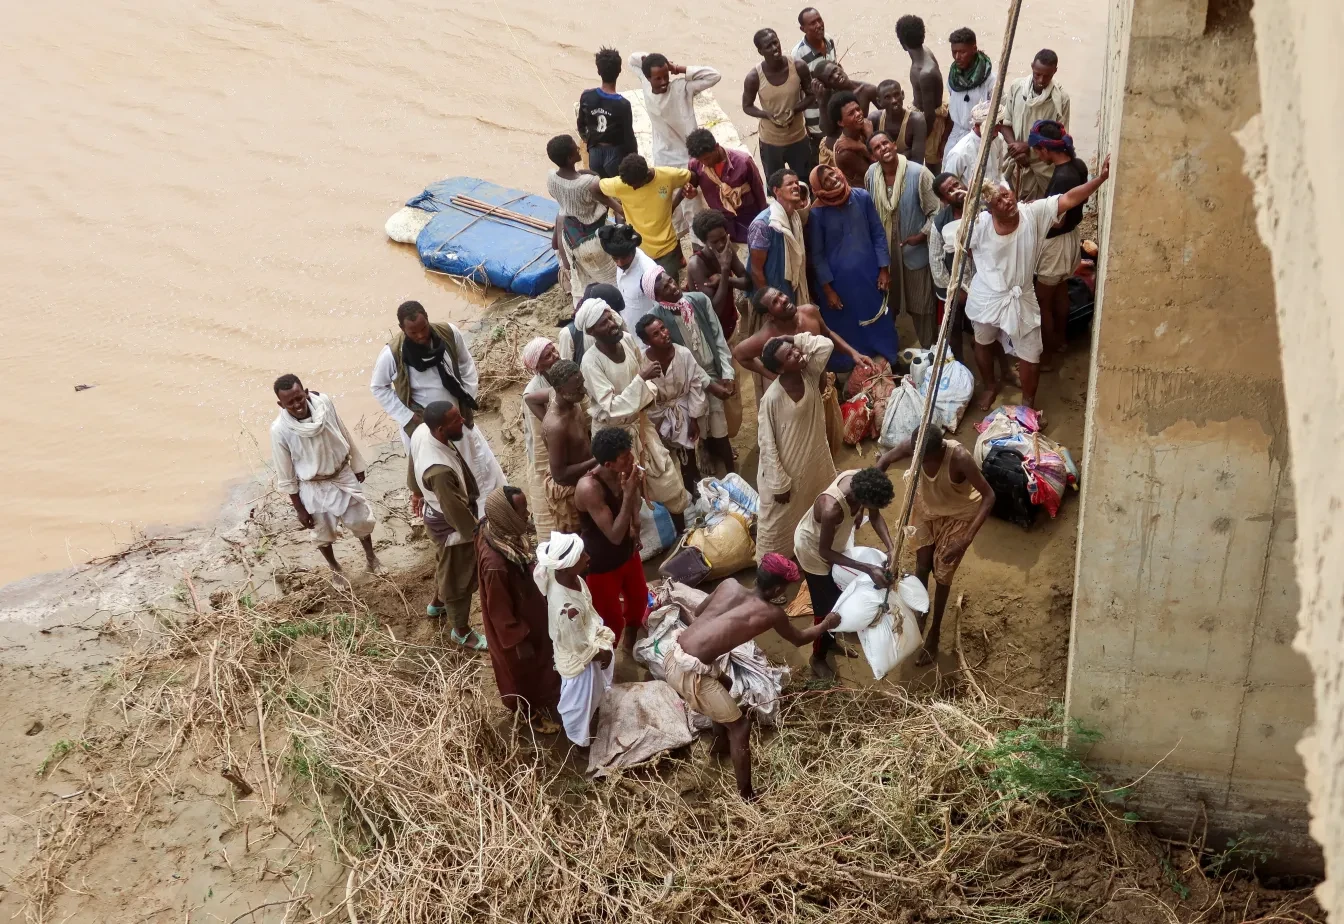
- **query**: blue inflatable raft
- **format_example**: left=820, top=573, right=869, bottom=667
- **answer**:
left=405, top=178, right=559, bottom=297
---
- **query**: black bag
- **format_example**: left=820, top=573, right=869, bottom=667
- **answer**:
left=982, top=447, right=1037, bottom=529
left=659, top=546, right=713, bottom=587
left=1066, top=276, right=1095, bottom=335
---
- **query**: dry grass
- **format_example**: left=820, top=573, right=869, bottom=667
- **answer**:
left=14, top=573, right=1324, bottom=924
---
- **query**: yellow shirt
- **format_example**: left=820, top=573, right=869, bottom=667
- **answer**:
left=599, top=167, right=691, bottom=259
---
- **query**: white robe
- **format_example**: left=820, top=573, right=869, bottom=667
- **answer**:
left=545, top=579, right=617, bottom=746
left=646, top=344, right=709, bottom=452
left=270, top=392, right=367, bottom=518
left=580, top=333, right=689, bottom=513
left=945, top=68, right=995, bottom=152
left=369, top=335, right=502, bottom=515
left=964, top=196, right=1060, bottom=339
left=943, top=130, right=1006, bottom=192
left=615, top=249, right=660, bottom=332
left=627, top=54, right=722, bottom=168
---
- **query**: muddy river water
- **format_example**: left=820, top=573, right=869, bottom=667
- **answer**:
left=0, top=0, right=1104, bottom=586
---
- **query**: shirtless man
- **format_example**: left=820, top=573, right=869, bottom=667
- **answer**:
left=663, top=554, right=841, bottom=798
left=687, top=209, right=750, bottom=341
left=541, top=360, right=598, bottom=532
left=894, top=14, right=947, bottom=169
left=869, top=79, right=929, bottom=165
left=812, top=60, right=879, bottom=139
left=733, top=286, right=873, bottom=381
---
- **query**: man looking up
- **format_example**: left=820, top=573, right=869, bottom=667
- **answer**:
left=812, top=62, right=879, bottom=144
left=575, top=427, right=649, bottom=654
left=687, top=208, right=750, bottom=342
left=965, top=155, right=1112, bottom=409
left=826, top=91, right=877, bottom=188
left=733, top=285, right=871, bottom=382
left=794, top=467, right=897, bottom=679
left=636, top=315, right=711, bottom=492
left=943, top=100, right=1007, bottom=191
left=408, top=402, right=488, bottom=650
left=945, top=27, right=995, bottom=153
left=370, top=300, right=503, bottom=510
left=270, top=375, right=383, bottom=585
left=1030, top=120, right=1090, bottom=362
left=599, top=155, right=692, bottom=280
left=743, top=28, right=815, bottom=178
left=998, top=50, right=1070, bottom=201
left=685, top=128, right=766, bottom=247
left=577, top=47, right=638, bottom=179
left=866, top=131, right=941, bottom=349
left=877, top=428, right=996, bottom=666
left=664, top=554, right=841, bottom=798
left=574, top=298, right=690, bottom=530
left=753, top=333, right=838, bottom=560
left=894, top=14, right=949, bottom=170
left=870, top=79, right=928, bottom=165
left=541, top=360, right=597, bottom=533
left=792, top=6, right=837, bottom=154
left=747, top=168, right=812, bottom=307
left=547, top=134, right=620, bottom=307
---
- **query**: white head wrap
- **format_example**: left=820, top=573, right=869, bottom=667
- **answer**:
left=573, top=298, right=613, bottom=334
left=971, top=100, right=992, bottom=126
left=532, top=531, right=585, bottom=594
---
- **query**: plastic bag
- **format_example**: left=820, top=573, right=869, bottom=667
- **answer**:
left=857, top=608, right=924, bottom=680
left=832, top=546, right=887, bottom=590
left=918, top=358, right=975, bottom=432
left=639, top=501, right=677, bottom=561
left=833, top=573, right=930, bottom=679
left=685, top=511, right=755, bottom=579
left=878, top=378, right=924, bottom=448
left=698, top=474, right=759, bottom=525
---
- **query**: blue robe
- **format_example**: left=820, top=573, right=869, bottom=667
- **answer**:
left=806, top=188, right=898, bottom=369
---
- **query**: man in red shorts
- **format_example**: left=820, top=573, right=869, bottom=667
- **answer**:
left=574, top=427, right=649, bottom=653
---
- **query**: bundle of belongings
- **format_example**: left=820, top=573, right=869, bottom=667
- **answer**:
left=634, top=580, right=790, bottom=727
left=830, top=547, right=929, bottom=680
left=662, top=475, right=761, bottom=585
left=840, top=357, right=896, bottom=445
left=973, top=406, right=1078, bottom=526
left=877, top=348, right=976, bottom=449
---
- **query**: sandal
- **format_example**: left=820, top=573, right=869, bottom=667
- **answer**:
left=426, top=603, right=445, bottom=618
left=450, top=628, right=489, bottom=651
left=530, top=716, right=562, bottom=735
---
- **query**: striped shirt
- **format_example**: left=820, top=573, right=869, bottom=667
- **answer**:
left=792, top=35, right=836, bottom=139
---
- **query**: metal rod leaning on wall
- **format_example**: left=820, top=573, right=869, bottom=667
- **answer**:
left=883, top=0, right=1026, bottom=601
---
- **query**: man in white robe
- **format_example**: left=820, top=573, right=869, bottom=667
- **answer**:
left=369, top=300, right=503, bottom=515
left=942, top=100, right=1006, bottom=192
left=270, top=375, right=383, bottom=583
left=574, top=297, right=691, bottom=531
left=535, top=532, right=616, bottom=747
left=636, top=317, right=710, bottom=467
left=964, top=155, right=1111, bottom=409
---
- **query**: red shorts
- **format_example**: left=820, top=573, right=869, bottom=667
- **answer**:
left=583, top=554, right=648, bottom=638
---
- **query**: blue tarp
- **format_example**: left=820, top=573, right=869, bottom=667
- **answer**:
left=408, top=177, right=559, bottom=297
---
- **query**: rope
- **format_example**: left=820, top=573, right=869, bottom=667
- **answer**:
left=883, top=0, right=1027, bottom=601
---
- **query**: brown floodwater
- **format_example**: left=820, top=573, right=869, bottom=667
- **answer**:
left=0, top=0, right=1105, bottom=586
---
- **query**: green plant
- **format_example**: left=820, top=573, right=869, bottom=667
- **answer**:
left=37, top=739, right=77, bottom=776
left=288, top=735, right=336, bottom=782
left=1160, top=856, right=1191, bottom=900
left=283, top=685, right=330, bottom=716
left=974, top=705, right=1103, bottom=804
left=1204, top=831, right=1275, bottom=876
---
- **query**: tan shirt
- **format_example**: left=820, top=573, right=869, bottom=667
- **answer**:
left=756, top=63, right=808, bottom=146
left=909, top=441, right=982, bottom=522
left=794, top=469, right=864, bottom=576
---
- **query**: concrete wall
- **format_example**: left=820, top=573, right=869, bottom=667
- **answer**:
left=1243, top=0, right=1344, bottom=905
left=1064, top=0, right=1315, bottom=862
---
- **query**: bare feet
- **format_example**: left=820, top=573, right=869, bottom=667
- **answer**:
left=327, top=566, right=350, bottom=590
left=916, top=638, right=940, bottom=667
left=530, top=715, right=562, bottom=735
left=365, top=554, right=388, bottom=576
left=832, top=638, right=861, bottom=659
left=975, top=381, right=1002, bottom=411
left=710, top=731, right=731, bottom=757
left=810, top=656, right=836, bottom=681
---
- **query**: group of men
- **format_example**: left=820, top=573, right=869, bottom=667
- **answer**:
left=266, top=7, right=1114, bottom=799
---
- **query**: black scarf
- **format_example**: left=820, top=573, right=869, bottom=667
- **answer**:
left=402, top=330, right=478, bottom=412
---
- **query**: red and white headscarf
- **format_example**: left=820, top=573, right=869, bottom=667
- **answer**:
left=640, top=266, right=694, bottom=324
left=520, top=337, right=552, bottom=374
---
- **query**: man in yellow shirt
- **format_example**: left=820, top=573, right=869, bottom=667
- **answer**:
left=599, top=154, right=692, bottom=278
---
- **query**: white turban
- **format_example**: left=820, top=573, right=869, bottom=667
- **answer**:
left=971, top=100, right=992, bottom=126
left=533, top=531, right=585, bottom=594
left=573, top=298, right=613, bottom=334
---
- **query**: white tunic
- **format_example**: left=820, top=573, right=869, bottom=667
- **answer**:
left=270, top=392, right=367, bottom=517
left=942, top=130, right=1006, bottom=191
left=409, top=423, right=474, bottom=546
left=615, top=248, right=660, bottom=332
left=627, top=53, right=722, bottom=167
left=964, top=196, right=1060, bottom=338
left=546, top=579, right=616, bottom=679
left=646, top=344, right=710, bottom=452
left=945, top=67, right=994, bottom=152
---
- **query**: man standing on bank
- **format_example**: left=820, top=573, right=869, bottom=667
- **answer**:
left=685, top=129, right=767, bottom=247
left=866, top=131, right=942, bottom=349
left=945, top=27, right=995, bottom=153
left=370, top=300, right=504, bottom=511
left=664, top=553, right=840, bottom=799
left=270, top=375, right=384, bottom=585
left=599, top=155, right=692, bottom=280
left=998, top=49, right=1071, bottom=202
left=407, top=402, right=488, bottom=650
left=475, top=486, right=562, bottom=733
left=577, top=47, right=638, bottom=179
left=869, top=79, right=929, bottom=165
left=793, top=467, right=897, bottom=679
left=743, top=27, right=815, bottom=178
left=575, top=428, right=649, bottom=654
left=792, top=6, right=837, bottom=157
left=878, top=428, right=995, bottom=666
left=541, top=360, right=597, bottom=533
left=895, top=14, right=949, bottom=171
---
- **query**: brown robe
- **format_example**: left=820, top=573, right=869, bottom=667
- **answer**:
left=474, top=532, right=561, bottom=716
